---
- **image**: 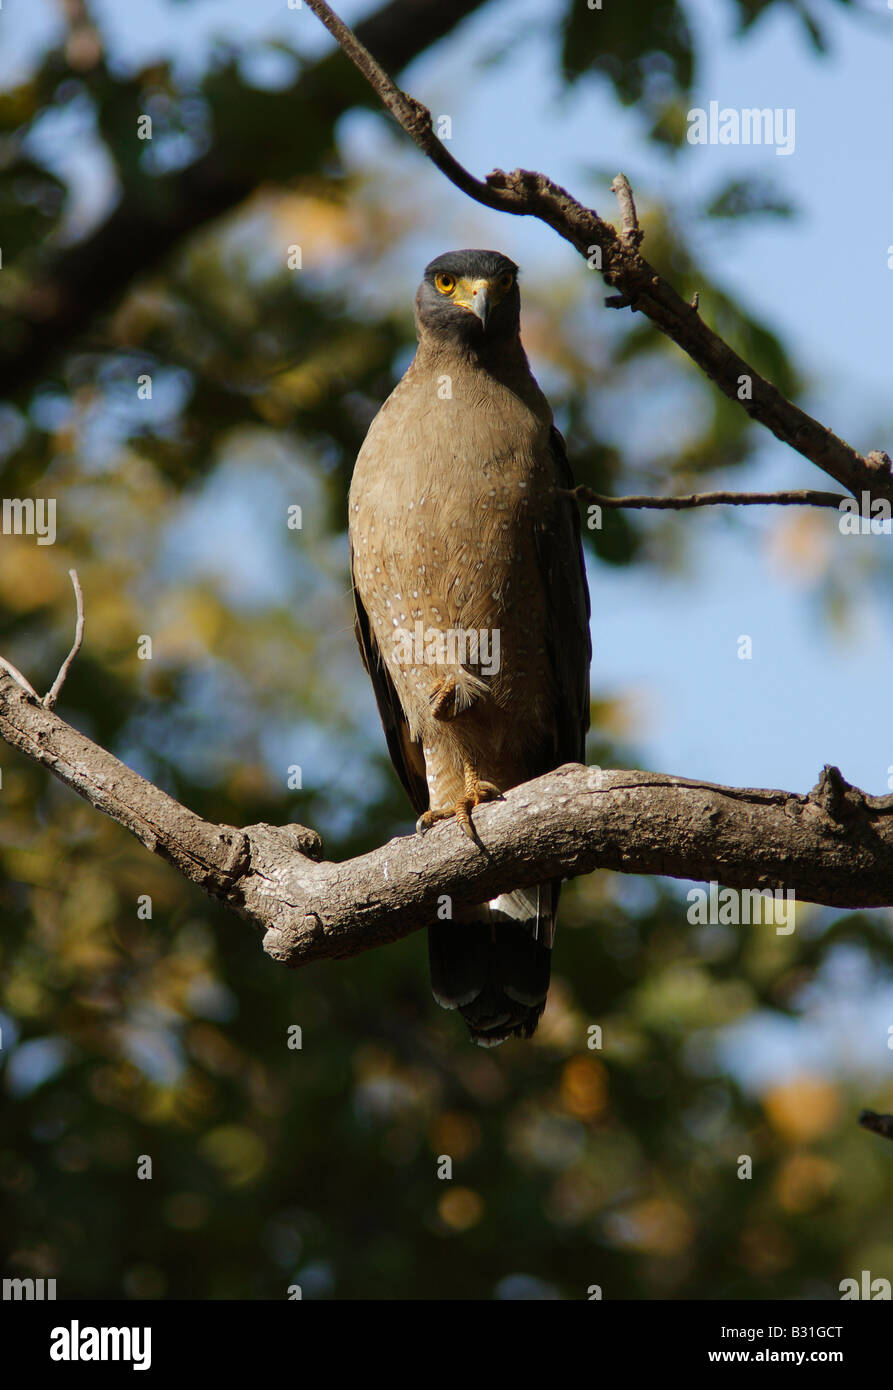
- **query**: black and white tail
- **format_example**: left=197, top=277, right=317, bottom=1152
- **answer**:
left=428, top=884, right=557, bottom=1045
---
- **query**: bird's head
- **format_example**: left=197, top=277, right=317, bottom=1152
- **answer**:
left=415, top=249, right=521, bottom=347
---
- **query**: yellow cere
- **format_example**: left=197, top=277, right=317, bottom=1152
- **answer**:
left=434, top=271, right=515, bottom=308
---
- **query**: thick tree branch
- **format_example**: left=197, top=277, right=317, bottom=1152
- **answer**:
left=305, top=0, right=893, bottom=509
left=2, top=672, right=892, bottom=969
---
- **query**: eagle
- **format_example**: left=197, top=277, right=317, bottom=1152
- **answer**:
left=349, top=249, right=591, bottom=1044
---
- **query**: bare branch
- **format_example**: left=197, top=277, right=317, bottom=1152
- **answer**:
left=305, top=0, right=893, bottom=507
left=2, top=672, right=892, bottom=969
left=303, top=0, right=510, bottom=209
left=0, top=659, right=40, bottom=700
left=610, top=173, right=642, bottom=247
left=566, top=486, right=847, bottom=512
left=1, top=569, right=87, bottom=710
left=43, top=569, right=85, bottom=710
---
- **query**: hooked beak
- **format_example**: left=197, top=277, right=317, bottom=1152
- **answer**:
left=453, top=276, right=493, bottom=329
left=467, top=279, right=492, bottom=328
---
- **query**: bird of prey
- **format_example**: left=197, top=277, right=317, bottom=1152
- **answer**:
left=349, top=249, right=591, bottom=1045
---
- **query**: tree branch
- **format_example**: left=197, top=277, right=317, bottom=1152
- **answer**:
left=0, top=570, right=86, bottom=707
left=304, top=0, right=893, bottom=508
left=43, top=569, right=84, bottom=710
left=2, top=672, right=892, bottom=969
left=566, top=486, right=847, bottom=512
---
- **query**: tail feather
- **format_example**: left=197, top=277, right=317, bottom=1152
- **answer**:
left=428, top=884, right=558, bottom=1046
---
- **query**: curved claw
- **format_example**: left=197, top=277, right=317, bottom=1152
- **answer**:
left=415, top=775, right=504, bottom=841
left=416, top=806, right=452, bottom=836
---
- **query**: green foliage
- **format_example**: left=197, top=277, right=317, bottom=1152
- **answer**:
left=704, top=177, right=797, bottom=221
left=560, top=0, right=695, bottom=108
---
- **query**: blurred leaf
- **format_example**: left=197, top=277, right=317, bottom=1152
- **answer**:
left=560, top=0, right=695, bottom=108
left=705, top=176, right=797, bottom=220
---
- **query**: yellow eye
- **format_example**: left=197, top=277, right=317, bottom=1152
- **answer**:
left=434, top=272, right=456, bottom=294
left=498, top=271, right=514, bottom=291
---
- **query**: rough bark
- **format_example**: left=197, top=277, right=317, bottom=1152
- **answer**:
left=3, top=673, right=891, bottom=969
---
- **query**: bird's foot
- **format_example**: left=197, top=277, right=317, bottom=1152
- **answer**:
left=454, top=779, right=504, bottom=839
left=416, top=779, right=504, bottom=839
left=428, top=673, right=459, bottom=721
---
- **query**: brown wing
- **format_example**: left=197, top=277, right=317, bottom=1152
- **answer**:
left=531, top=424, right=592, bottom=771
left=430, top=429, right=590, bottom=1039
left=350, top=542, right=429, bottom=817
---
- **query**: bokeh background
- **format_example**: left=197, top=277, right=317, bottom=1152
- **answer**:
left=1, top=0, right=893, bottom=1300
